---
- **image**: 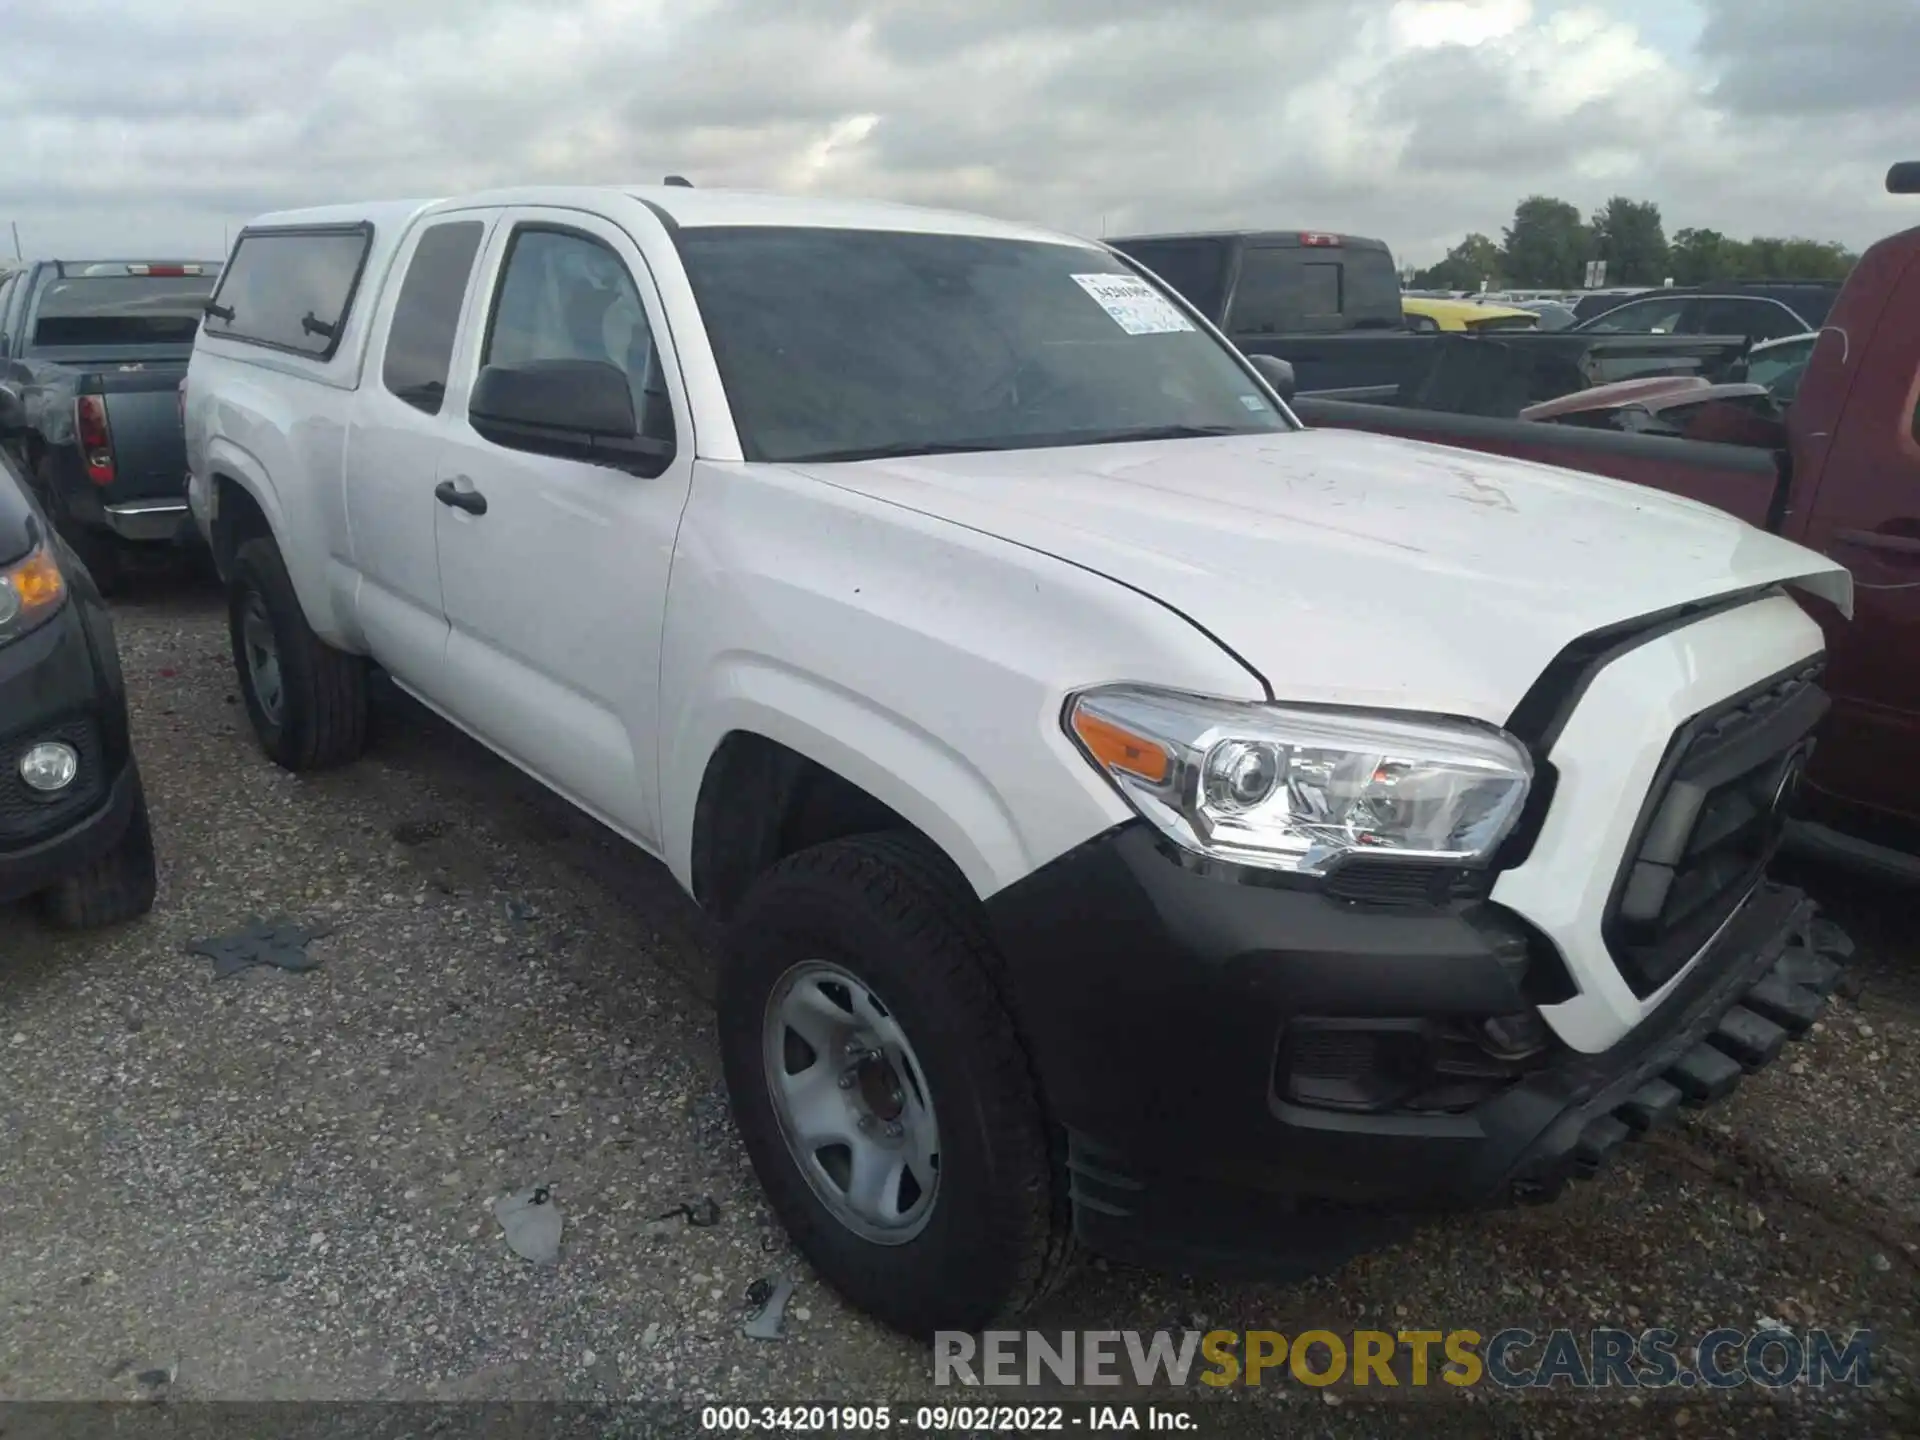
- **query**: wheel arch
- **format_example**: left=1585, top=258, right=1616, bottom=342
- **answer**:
left=680, top=707, right=1031, bottom=922
left=205, top=437, right=359, bottom=650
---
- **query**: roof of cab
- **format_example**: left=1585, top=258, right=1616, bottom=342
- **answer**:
left=243, top=187, right=1096, bottom=249
left=622, top=185, right=1090, bottom=245
left=243, top=198, right=443, bottom=232
left=1108, top=228, right=1393, bottom=250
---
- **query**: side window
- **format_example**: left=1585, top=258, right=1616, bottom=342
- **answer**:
left=480, top=228, right=673, bottom=444
left=383, top=221, right=485, bottom=414
left=1581, top=296, right=1688, bottom=334
left=1113, top=239, right=1227, bottom=319
left=1748, top=302, right=1807, bottom=344
left=1694, top=298, right=1801, bottom=343
left=204, top=227, right=370, bottom=357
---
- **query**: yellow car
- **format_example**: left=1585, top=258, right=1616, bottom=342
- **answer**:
left=1402, top=296, right=1540, bottom=333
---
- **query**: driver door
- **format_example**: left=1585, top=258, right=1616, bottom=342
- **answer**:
left=431, top=207, right=692, bottom=850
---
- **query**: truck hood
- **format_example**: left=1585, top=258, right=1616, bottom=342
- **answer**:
left=787, top=428, right=1853, bottom=724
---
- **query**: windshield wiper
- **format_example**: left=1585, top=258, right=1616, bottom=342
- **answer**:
left=785, top=439, right=1017, bottom=463
left=786, top=425, right=1266, bottom=464
left=1049, top=424, right=1256, bottom=446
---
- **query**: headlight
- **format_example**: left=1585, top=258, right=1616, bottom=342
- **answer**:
left=0, top=542, right=68, bottom=645
left=1066, top=686, right=1533, bottom=875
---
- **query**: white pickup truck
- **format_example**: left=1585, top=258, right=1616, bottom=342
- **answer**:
left=184, top=185, right=1856, bottom=1338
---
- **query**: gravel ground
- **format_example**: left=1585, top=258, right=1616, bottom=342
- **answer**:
left=1, top=574, right=1915, bottom=1438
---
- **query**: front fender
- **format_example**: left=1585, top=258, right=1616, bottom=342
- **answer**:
left=657, top=462, right=1268, bottom=902
left=669, top=665, right=1038, bottom=899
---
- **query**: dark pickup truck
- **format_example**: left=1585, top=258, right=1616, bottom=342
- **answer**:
left=1109, top=228, right=1754, bottom=395
left=1293, top=163, right=1920, bottom=878
left=0, top=260, right=221, bottom=591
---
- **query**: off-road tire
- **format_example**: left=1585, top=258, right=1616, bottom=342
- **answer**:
left=40, top=775, right=158, bottom=929
left=719, top=831, right=1074, bottom=1338
left=229, top=537, right=368, bottom=771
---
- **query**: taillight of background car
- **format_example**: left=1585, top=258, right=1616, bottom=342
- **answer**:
left=74, top=395, right=115, bottom=485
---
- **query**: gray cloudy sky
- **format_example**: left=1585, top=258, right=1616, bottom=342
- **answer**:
left=3, top=0, right=1917, bottom=265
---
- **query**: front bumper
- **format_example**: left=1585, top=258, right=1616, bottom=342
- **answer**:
left=0, top=599, right=137, bottom=905
left=984, top=822, right=1848, bottom=1280
left=0, top=758, right=138, bottom=904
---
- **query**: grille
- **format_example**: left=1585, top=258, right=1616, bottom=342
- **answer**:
left=1605, top=661, right=1826, bottom=997
left=0, top=717, right=108, bottom=845
left=1321, top=859, right=1491, bottom=907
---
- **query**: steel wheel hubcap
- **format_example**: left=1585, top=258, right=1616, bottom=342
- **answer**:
left=242, top=592, right=284, bottom=727
left=763, top=960, right=940, bottom=1243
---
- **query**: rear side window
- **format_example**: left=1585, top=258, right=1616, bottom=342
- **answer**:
left=204, top=225, right=371, bottom=358
left=1780, top=289, right=1838, bottom=328
left=1111, top=239, right=1227, bottom=320
left=383, top=221, right=485, bottom=414
left=1579, top=296, right=1690, bottom=334
left=1694, top=298, right=1803, bottom=343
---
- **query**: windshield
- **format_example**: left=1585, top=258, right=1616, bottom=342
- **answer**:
left=675, top=226, right=1291, bottom=464
left=30, top=273, right=219, bottom=349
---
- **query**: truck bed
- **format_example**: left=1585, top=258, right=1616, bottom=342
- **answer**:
left=12, top=347, right=193, bottom=506
left=72, top=353, right=194, bottom=503
left=1245, top=329, right=1753, bottom=399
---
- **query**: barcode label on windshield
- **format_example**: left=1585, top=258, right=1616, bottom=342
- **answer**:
left=1071, top=274, right=1196, bottom=336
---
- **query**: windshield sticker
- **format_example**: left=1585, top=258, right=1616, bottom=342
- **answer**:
left=1239, top=394, right=1269, bottom=411
left=1070, top=274, right=1196, bottom=335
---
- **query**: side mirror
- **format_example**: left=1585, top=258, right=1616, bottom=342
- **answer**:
left=0, top=382, right=25, bottom=437
left=1249, top=353, right=1296, bottom=402
left=1888, top=162, right=1920, bottom=195
left=469, top=359, right=670, bottom=472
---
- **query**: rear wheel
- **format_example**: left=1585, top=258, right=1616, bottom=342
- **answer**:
left=718, top=832, right=1072, bottom=1338
left=40, top=775, right=158, bottom=929
left=228, top=537, right=368, bottom=771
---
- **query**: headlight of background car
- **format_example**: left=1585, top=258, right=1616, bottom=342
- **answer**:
left=0, top=542, right=68, bottom=645
left=1067, top=686, right=1533, bottom=876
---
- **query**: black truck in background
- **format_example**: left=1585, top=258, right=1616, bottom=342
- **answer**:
left=0, top=260, right=222, bottom=592
left=1108, top=229, right=1754, bottom=396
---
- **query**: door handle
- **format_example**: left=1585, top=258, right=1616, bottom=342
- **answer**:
left=1833, top=527, right=1920, bottom=558
left=434, top=478, right=488, bottom=516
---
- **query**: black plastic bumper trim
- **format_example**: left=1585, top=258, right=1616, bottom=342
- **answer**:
left=1019, top=865, right=1850, bottom=1278
left=0, top=759, right=137, bottom=905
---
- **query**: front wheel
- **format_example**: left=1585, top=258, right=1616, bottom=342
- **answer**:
left=718, top=832, right=1072, bottom=1338
left=228, top=537, right=368, bottom=772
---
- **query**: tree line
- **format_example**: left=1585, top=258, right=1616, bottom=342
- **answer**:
left=1412, top=195, right=1859, bottom=292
